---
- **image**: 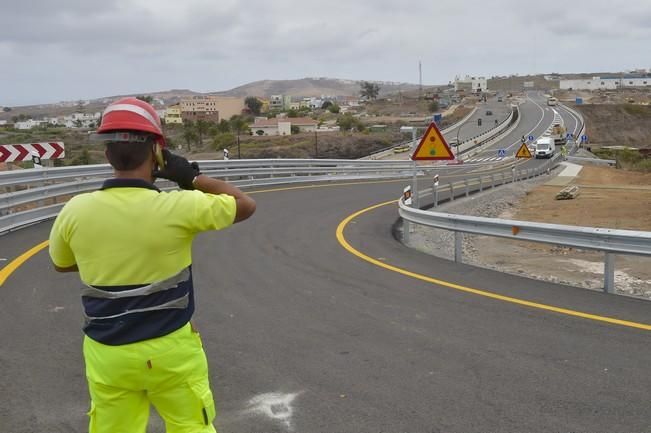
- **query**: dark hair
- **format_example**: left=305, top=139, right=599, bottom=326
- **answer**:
left=105, top=138, right=154, bottom=170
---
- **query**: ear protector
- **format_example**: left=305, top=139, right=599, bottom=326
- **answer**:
left=154, top=139, right=165, bottom=170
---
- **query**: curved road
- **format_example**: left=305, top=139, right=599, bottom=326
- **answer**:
left=0, top=99, right=649, bottom=433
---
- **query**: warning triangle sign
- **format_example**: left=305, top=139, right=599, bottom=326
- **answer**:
left=515, top=142, right=533, bottom=159
left=411, top=122, right=454, bottom=161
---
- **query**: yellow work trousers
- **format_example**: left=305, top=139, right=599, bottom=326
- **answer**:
left=82, top=323, right=217, bottom=433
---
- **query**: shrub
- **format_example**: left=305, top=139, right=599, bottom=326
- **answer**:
left=212, top=133, right=235, bottom=150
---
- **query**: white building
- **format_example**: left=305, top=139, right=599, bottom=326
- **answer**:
left=560, top=76, right=651, bottom=90
left=250, top=117, right=318, bottom=136
left=15, top=119, right=47, bottom=130
left=454, top=75, right=487, bottom=92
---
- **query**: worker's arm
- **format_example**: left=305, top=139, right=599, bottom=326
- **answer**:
left=193, top=175, right=256, bottom=223
left=49, top=209, right=79, bottom=273
left=153, top=149, right=256, bottom=223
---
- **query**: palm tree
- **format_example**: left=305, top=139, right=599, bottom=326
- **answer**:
left=182, top=127, right=198, bottom=151
left=195, top=120, right=210, bottom=148
left=229, top=116, right=248, bottom=159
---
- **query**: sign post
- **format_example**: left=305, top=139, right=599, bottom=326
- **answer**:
left=30, top=151, right=43, bottom=169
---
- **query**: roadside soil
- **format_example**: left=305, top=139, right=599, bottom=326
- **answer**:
left=407, top=165, right=651, bottom=298
left=474, top=166, right=651, bottom=298
left=574, top=103, right=651, bottom=148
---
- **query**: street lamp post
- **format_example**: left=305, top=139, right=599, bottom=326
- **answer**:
left=455, top=122, right=465, bottom=159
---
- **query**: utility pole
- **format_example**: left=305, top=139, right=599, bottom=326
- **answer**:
left=419, top=60, right=423, bottom=100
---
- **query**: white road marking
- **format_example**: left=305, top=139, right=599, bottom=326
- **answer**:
left=505, top=95, right=548, bottom=151
left=243, top=392, right=301, bottom=430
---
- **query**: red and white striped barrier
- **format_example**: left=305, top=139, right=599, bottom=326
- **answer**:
left=0, top=142, right=65, bottom=162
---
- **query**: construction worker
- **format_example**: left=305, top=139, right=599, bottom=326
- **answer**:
left=48, top=97, right=256, bottom=432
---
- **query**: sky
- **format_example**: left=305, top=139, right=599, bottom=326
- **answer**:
left=1, top=0, right=650, bottom=106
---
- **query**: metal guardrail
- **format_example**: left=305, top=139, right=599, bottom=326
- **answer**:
left=0, top=158, right=492, bottom=233
left=363, top=107, right=479, bottom=160
left=457, top=105, right=516, bottom=151
left=398, top=157, right=651, bottom=295
left=460, top=105, right=521, bottom=159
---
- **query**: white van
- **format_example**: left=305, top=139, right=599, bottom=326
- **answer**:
left=534, top=137, right=555, bottom=158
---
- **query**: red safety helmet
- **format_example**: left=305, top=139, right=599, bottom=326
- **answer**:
left=97, top=97, right=166, bottom=146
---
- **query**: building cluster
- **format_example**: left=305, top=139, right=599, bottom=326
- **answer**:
left=560, top=75, right=651, bottom=91
left=12, top=112, right=102, bottom=130
left=2, top=92, right=362, bottom=136
left=453, top=75, right=488, bottom=93
left=164, top=96, right=246, bottom=124
left=161, top=94, right=357, bottom=136
left=267, top=95, right=343, bottom=112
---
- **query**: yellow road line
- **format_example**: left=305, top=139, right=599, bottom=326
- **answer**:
left=335, top=200, right=651, bottom=331
left=8, top=174, right=639, bottom=336
left=0, top=240, right=49, bottom=286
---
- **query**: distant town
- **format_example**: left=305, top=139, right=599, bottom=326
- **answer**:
left=1, top=71, right=650, bottom=137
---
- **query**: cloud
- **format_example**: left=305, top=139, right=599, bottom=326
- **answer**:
left=1, top=0, right=649, bottom=105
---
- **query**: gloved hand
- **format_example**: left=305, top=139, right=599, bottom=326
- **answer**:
left=153, top=148, right=201, bottom=190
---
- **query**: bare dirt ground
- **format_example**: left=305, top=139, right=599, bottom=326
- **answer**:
left=406, top=165, right=651, bottom=299
left=473, top=166, right=651, bottom=298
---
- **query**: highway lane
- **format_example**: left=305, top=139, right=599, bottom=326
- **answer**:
left=463, top=93, right=555, bottom=164
left=383, top=97, right=511, bottom=161
left=444, top=96, right=511, bottom=144
left=1, top=179, right=649, bottom=432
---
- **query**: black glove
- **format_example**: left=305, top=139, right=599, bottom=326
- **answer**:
left=153, top=148, right=201, bottom=190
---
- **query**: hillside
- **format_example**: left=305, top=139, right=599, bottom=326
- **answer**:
left=575, top=104, right=651, bottom=148
left=0, top=78, right=428, bottom=120
left=214, top=77, right=424, bottom=98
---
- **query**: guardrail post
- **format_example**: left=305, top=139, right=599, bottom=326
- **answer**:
left=479, top=176, right=483, bottom=192
left=403, top=221, right=410, bottom=244
left=412, top=161, right=419, bottom=209
left=604, top=253, right=616, bottom=294
left=465, top=179, right=469, bottom=197
left=449, top=183, right=454, bottom=201
left=454, top=231, right=463, bottom=263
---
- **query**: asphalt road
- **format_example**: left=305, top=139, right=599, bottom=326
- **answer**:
left=444, top=97, right=512, bottom=143
left=2, top=184, right=650, bottom=433
left=0, top=97, right=649, bottom=433
left=383, top=97, right=511, bottom=161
